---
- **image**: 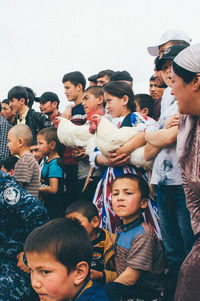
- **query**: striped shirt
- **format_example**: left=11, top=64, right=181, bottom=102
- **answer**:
left=14, top=152, right=39, bottom=197
left=115, top=217, right=165, bottom=291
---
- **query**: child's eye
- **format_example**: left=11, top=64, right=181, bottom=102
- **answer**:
left=41, top=270, right=50, bottom=275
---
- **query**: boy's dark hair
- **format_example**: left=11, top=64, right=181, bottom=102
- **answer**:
left=65, top=200, right=99, bottom=222
left=0, top=156, right=18, bottom=172
left=8, top=86, right=28, bottom=105
left=134, top=93, right=154, bottom=118
left=97, top=69, right=114, bottom=80
left=84, top=86, right=104, bottom=98
left=2, top=99, right=9, bottom=105
left=38, top=127, right=65, bottom=158
left=24, top=87, right=36, bottom=108
left=112, top=174, right=149, bottom=199
left=104, top=81, right=135, bottom=112
left=62, top=71, right=86, bottom=91
left=24, top=218, right=92, bottom=274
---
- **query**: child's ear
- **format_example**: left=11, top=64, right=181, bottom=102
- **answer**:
left=91, top=216, right=99, bottom=229
left=141, top=108, right=149, bottom=116
left=18, top=138, right=24, bottom=147
left=77, top=83, right=82, bottom=92
left=50, top=141, right=56, bottom=150
left=97, top=95, right=104, bottom=106
left=122, top=95, right=129, bottom=106
left=74, top=261, right=89, bottom=286
left=140, top=198, right=148, bottom=209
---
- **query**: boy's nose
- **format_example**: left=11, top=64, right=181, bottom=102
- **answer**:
left=31, top=274, right=42, bottom=290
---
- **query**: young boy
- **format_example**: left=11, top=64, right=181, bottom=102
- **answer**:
left=0, top=155, right=18, bottom=175
left=37, top=127, right=64, bottom=219
left=7, top=124, right=40, bottom=197
left=104, top=174, right=166, bottom=301
left=74, top=86, right=106, bottom=201
left=24, top=218, right=110, bottom=301
left=134, top=93, right=154, bottom=118
left=65, top=200, right=117, bottom=285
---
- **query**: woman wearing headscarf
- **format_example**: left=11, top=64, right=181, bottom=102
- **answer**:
left=171, top=43, right=200, bottom=301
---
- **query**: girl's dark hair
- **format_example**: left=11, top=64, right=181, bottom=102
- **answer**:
left=104, top=81, right=135, bottom=112
left=172, top=61, right=197, bottom=83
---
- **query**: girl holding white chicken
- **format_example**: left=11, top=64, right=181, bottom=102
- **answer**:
left=92, top=81, right=160, bottom=235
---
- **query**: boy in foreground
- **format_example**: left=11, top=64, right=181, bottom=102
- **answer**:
left=65, top=201, right=117, bottom=284
left=104, top=174, right=166, bottom=301
left=24, top=218, right=110, bottom=301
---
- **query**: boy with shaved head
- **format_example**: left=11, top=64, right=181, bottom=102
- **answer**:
left=7, top=124, right=40, bottom=197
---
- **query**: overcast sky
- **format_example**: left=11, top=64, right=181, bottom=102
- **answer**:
left=1, top=0, right=199, bottom=111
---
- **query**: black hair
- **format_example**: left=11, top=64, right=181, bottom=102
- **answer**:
left=104, top=81, right=135, bottom=112
left=24, top=87, right=36, bottom=108
left=172, top=61, right=197, bottom=83
left=2, top=99, right=9, bottom=105
left=112, top=174, right=149, bottom=199
left=24, top=218, right=92, bottom=274
left=97, top=69, right=114, bottom=80
left=62, top=71, right=86, bottom=91
left=37, top=127, right=65, bottom=157
left=65, top=200, right=99, bottom=222
left=8, top=86, right=28, bottom=105
left=149, top=75, right=156, bottom=82
left=134, top=93, right=154, bottom=118
left=0, top=156, right=18, bottom=172
left=84, top=86, right=104, bottom=98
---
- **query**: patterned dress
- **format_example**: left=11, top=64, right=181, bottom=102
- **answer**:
left=93, top=112, right=160, bottom=237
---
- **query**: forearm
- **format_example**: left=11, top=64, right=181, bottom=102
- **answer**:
left=144, top=143, right=161, bottom=161
left=145, top=127, right=178, bottom=148
left=115, top=266, right=141, bottom=286
left=116, top=132, right=145, bottom=155
left=39, top=178, right=59, bottom=194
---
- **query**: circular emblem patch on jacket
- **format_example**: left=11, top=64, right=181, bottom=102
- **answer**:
left=4, top=187, right=21, bottom=205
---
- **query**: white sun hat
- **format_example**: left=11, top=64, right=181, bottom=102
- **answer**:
left=147, top=29, right=192, bottom=56
left=174, top=43, right=200, bottom=73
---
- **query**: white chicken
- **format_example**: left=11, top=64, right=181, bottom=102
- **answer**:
left=88, top=114, right=153, bottom=170
left=57, top=117, right=95, bottom=156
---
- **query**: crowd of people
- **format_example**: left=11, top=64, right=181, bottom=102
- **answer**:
left=0, top=29, right=200, bottom=301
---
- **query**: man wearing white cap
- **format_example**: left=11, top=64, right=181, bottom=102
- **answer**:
left=148, top=29, right=191, bottom=58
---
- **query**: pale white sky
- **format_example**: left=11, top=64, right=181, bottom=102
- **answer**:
left=0, top=0, right=199, bottom=111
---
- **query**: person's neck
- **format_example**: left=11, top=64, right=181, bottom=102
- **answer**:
left=121, top=108, right=131, bottom=117
left=48, top=109, right=59, bottom=121
left=74, top=94, right=83, bottom=106
left=90, top=228, right=98, bottom=241
left=18, top=105, right=29, bottom=119
left=47, top=151, right=60, bottom=162
left=18, top=147, right=31, bottom=157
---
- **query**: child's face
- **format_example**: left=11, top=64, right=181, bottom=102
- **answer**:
left=112, top=178, right=148, bottom=224
left=104, top=92, right=126, bottom=118
left=37, top=135, right=51, bottom=157
left=26, top=251, right=76, bottom=301
left=161, top=60, right=172, bottom=87
left=66, top=212, right=98, bottom=240
left=7, top=130, right=20, bottom=156
left=82, top=92, right=100, bottom=114
left=30, top=145, right=43, bottom=161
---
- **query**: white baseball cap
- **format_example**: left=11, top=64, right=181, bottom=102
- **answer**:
left=147, top=30, right=192, bottom=56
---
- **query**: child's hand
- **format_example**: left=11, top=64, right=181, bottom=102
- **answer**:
left=16, top=252, right=31, bottom=274
left=73, top=147, right=87, bottom=160
left=107, top=152, right=130, bottom=167
left=90, top=269, right=103, bottom=280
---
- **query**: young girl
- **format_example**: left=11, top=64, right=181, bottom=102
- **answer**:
left=37, top=127, right=64, bottom=219
left=92, top=81, right=159, bottom=235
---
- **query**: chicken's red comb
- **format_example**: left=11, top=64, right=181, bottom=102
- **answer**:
left=87, top=108, right=104, bottom=120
